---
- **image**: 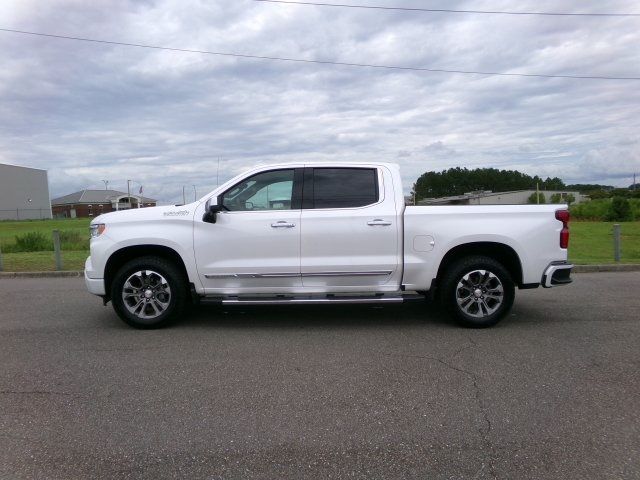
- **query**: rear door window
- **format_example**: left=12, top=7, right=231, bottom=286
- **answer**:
left=308, top=168, right=379, bottom=209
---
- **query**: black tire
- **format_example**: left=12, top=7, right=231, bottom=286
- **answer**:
left=439, top=255, right=515, bottom=328
left=111, top=256, right=187, bottom=329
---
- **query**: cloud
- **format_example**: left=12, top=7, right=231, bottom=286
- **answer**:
left=0, top=0, right=639, bottom=201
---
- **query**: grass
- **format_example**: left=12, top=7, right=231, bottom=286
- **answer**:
left=0, top=218, right=90, bottom=242
left=0, top=251, right=88, bottom=272
left=0, top=218, right=90, bottom=271
left=569, top=221, right=640, bottom=265
left=0, top=219, right=638, bottom=271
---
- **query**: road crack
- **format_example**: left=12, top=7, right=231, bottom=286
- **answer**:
left=381, top=347, right=498, bottom=479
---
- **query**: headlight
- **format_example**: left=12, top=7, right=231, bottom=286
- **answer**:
left=89, top=223, right=106, bottom=238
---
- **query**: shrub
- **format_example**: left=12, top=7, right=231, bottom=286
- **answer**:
left=527, top=192, right=546, bottom=204
left=571, top=199, right=610, bottom=220
left=606, top=197, right=634, bottom=221
left=549, top=193, right=562, bottom=204
left=610, top=188, right=630, bottom=198
left=587, top=190, right=610, bottom=199
left=59, top=230, right=89, bottom=251
left=13, top=232, right=52, bottom=252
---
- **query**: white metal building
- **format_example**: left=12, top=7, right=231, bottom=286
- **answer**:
left=418, top=189, right=587, bottom=206
left=0, top=163, right=52, bottom=220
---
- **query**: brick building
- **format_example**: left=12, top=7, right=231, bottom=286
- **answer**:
left=51, top=190, right=157, bottom=218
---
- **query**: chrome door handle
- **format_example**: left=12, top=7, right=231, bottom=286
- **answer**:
left=271, top=221, right=296, bottom=228
left=367, top=219, right=392, bottom=226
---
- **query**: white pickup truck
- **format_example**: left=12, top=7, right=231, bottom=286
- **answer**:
left=85, top=162, right=572, bottom=328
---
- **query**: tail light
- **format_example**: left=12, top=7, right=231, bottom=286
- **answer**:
left=555, top=210, right=570, bottom=249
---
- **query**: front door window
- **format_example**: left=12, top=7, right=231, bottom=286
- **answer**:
left=222, top=169, right=295, bottom=211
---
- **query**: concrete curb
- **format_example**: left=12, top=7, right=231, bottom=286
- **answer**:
left=0, top=271, right=84, bottom=278
left=572, top=264, right=640, bottom=273
left=1, top=264, right=640, bottom=278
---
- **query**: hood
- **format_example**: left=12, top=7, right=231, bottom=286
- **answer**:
left=91, top=203, right=198, bottom=224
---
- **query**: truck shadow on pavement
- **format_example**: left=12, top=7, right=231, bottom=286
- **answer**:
left=169, top=302, right=460, bottom=330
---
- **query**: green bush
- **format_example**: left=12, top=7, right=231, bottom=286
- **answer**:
left=0, top=229, right=89, bottom=253
left=571, top=199, right=611, bottom=220
left=610, top=188, right=630, bottom=198
left=572, top=198, right=640, bottom=220
left=587, top=190, right=610, bottom=199
left=11, top=232, right=52, bottom=252
left=606, top=197, right=634, bottom=221
left=527, top=192, right=546, bottom=204
left=59, top=230, right=89, bottom=251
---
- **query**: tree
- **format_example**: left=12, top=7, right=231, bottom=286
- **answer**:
left=527, top=192, right=546, bottom=204
left=567, top=183, right=614, bottom=193
left=587, top=190, right=610, bottom=200
left=565, top=193, right=576, bottom=205
left=550, top=193, right=562, bottom=204
left=610, top=188, right=630, bottom=198
left=606, top=197, right=633, bottom=221
left=412, top=167, right=566, bottom=201
left=542, top=177, right=565, bottom=190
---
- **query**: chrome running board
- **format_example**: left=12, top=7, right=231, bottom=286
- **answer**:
left=200, top=293, right=425, bottom=306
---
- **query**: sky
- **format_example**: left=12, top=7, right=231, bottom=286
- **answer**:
left=1, top=0, right=639, bottom=203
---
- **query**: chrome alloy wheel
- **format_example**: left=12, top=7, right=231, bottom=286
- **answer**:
left=455, top=269, right=504, bottom=318
left=121, top=270, right=172, bottom=319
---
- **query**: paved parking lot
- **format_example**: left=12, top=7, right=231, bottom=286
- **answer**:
left=0, top=272, right=639, bottom=479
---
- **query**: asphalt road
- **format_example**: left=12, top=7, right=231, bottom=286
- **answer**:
left=0, top=273, right=638, bottom=480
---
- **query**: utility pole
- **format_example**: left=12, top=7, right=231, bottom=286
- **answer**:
left=536, top=182, right=540, bottom=204
left=102, top=180, right=109, bottom=190
left=182, top=186, right=186, bottom=205
left=192, top=185, right=197, bottom=202
left=127, top=180, right=131, bottom=209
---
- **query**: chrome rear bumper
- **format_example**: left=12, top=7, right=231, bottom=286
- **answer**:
left=542, top=262, right=573, bottom=288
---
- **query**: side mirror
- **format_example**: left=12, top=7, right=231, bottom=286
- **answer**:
left=203, top=199, right=222, bottom=224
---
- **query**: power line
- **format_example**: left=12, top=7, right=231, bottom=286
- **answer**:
left=253, top=0, right=640, bottom=17
left=1, top=27, right=639, bottom=81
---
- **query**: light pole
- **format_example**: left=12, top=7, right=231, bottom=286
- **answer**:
left=127, top=180, right=144, bottom=208
left=193, top=185, right=197, bottom=202
left=102, top=180, right=109, bottom=190
left=182, top=186, right=186, bottom=205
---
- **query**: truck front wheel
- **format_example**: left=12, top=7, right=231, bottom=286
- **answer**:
left=111, top=256, right=187, bottom=329
left=440, top=255, right=515, bottom=328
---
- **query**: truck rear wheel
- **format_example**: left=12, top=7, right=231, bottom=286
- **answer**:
left=440, top=255, right=515, bottom=328
left=111, top=256, right=187, bottom=329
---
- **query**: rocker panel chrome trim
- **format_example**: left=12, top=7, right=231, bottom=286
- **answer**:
left=302, top=270, right=392, bottom=277
left=204, top=270, right=393, bottom=279
left=204, top=272, right=299, bottom=279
